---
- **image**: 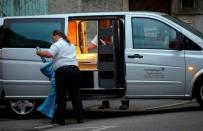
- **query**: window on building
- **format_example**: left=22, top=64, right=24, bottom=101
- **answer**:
left=132, top=18, right=178, bottom=50
left=181, top=0, right=196, bottom=9
left=179, top=0, right=200, bottom=12
left=3, top=18, right=64, bottom=48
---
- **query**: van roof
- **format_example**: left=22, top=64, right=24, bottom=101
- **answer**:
left=3, top=11, right=166, bottom=19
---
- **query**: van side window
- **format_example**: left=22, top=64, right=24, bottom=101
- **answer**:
left=3, top=18, right=64, bottom=48
left=183, top=35, right=202, bottom=51
left=132, top=18, right=178, bottom=50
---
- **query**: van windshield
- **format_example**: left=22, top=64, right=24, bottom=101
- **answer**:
left=163, top=15, right=203, bottom=39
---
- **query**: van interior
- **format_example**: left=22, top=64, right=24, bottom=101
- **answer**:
left=68, top=17, right=125, bottom=98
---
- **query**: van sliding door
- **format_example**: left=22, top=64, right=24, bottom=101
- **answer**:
left=98, top=19, right=124, bottom=90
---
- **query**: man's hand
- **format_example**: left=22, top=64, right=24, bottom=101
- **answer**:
left=99, top=39, right=111, bottom=45
left=36, top=50, right=41, bottom=56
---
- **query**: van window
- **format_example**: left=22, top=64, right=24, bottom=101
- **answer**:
left=163, top=15, right=203, bottom=39
left=183, top=35, right=202, bottom=51
left=3, top=18, right=64, bottom=48
left=132, top=18, right=178, bottom=50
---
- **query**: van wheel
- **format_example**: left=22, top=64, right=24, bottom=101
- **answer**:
left=196, top=83, right=203, bottom=108
left=7, top=99, right=35, bottom=118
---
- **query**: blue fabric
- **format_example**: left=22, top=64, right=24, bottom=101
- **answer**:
left=37, top=62, right=56, bottom=118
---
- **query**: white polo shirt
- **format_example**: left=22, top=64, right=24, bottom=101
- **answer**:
left=48, top=38, right=78, bottom=71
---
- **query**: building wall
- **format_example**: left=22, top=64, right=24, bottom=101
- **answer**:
left=0, top=0, right=48, bottom=16
left=171, top=0, right=203, bottom=32
left=48, top=0, right=128, bottom=14
left=0, top=0, right=202, bottom=33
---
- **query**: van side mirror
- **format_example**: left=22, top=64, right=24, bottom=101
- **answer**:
left=169, top=40, right=183, bottom=51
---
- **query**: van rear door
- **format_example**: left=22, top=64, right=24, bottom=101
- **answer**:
left=125, top=15, right=186, bottom=98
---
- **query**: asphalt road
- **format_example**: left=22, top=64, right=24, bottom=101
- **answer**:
left=0, top=99, right=202, bottom=131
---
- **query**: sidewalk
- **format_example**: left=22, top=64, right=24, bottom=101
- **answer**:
left=69, top=99, right=200, bottom=113
left=34, top=99, right=200, bottom=130
left=0, top=99, right=200, bottom=131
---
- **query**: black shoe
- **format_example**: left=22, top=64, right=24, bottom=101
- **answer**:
left=98, top=101, right=110, bottom=109
left=51, top=118, right=57, bottom=123
left=119, top=105, right=129, bottom=110
left=120, top=99, right=129, bottom=110
left=77, top=118, right=84, bottom=123
left=58, top=121, right=65, bottom=125
left=51, top=118, right=65, bottom=125
left=98, top=104, right=106, bottom=109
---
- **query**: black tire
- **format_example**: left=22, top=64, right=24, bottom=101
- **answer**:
left=7, top=99, right=36, bottom=118
left=0, top=90, right=5, bottom=105
left=196, top=83, right=203, bottom=108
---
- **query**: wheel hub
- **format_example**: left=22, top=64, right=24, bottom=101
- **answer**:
left=10, top=99, right=35, bottom=115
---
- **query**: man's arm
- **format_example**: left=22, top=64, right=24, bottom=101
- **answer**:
left=88, top=43, right=97, bottom=51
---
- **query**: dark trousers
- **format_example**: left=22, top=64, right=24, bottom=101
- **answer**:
left=55, top=65, right=83, bottom=122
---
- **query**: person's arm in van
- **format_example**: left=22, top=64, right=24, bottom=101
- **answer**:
left=88, top=43, right=97, bottom=51
left=88, top=35, right=98, bottom=51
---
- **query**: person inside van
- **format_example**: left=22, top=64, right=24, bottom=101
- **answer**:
left=36, top=30, right=83, bottom=125
left=88, top=35, right=112, bottom=51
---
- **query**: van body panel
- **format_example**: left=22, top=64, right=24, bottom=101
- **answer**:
left=125, top=49, right=185, bottom=98
left=0, top=18, right=4, bottom=99
left=125, top=14, right=187, bottom=98
left=125, top=15, right=133, bottom=49
left=2, top=48, right=50, bottom=97
left=185, top=51, right=203, bottom=95
left=1, top=18, right=65, bottom=98
left=0, top=49, right=2, bottom=99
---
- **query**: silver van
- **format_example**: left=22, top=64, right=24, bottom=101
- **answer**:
left=0, top=12, right=203, bottom=117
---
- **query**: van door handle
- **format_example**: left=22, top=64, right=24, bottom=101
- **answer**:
left=128, top=54, right=143, bottom=59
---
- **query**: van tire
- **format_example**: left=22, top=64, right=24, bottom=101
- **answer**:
left=0, top=90, right=5, bottom=105
left=6, top=99, right=36, bottom=118
left=196, top=83, right=203, bottom=108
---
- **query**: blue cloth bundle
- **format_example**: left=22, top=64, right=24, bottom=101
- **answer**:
left=37, top=62, right=56, bottom=118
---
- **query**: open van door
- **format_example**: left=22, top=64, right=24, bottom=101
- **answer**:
left=68, top=16, right=125, bottom=98
left=98, top=19, right=124, bottom=90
